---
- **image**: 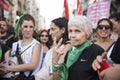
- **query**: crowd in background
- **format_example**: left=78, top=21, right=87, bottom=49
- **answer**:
left=0, top=12, right=120, bottom=80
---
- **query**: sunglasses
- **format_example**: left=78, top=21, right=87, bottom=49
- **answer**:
left=98, top=25, right=111, bottom=30
left=40, top=35, right=48, bottom=37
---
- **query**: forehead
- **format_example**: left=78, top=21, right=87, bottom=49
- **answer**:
left=0, top=21, right=6, bottom=24
left=68, top=25, right=81, bottom=30
left=41, top=31, right=48, bottom=34
left=50, top=22, right=59, bottom=29
left=99, top=20, right=109, bottom=25
left=22, top=20, right=34, bottom=25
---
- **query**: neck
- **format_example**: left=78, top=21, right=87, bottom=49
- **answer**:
left=42, top=43, right=47, bottom=46
left=22, top=37, right=34, bottom=46
left=99, top=37, right=111, bottom=42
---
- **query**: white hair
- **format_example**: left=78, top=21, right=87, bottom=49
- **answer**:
left=68, top=15, right=93, bottom=38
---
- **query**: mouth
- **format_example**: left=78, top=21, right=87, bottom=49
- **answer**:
left=69, top=40, right=78, bottom=43
left=0, top=31, right=6, bottom=34
left=100, top=31, right=108, bottom=35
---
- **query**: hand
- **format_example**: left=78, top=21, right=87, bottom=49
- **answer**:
left=92, top=52, right=107, bottom=71
left=99, top=65, right=120, bottom=80
left=0, top=65, right=6, bottom=74
left=52, top=37, right=64, bottom=64
left=52, top=37, right=64, bottom=54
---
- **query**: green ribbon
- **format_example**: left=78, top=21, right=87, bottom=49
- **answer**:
left=14, top=12, right=28, bottom=37
left=52, top=40, right=91, bottom=80
left=0, top=45, right=2, bottom=62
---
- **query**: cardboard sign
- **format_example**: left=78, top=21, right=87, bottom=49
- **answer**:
left=87, top=1, right=111, bottom=28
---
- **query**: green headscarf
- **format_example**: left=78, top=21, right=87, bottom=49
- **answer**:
left=53, top=40, right=91, bottom=80
left=14, top=12, right=28, bottom=37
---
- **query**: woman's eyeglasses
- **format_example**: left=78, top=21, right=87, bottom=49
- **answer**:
left=98, top=25, right=111, bottom=30
left=40, top=35, right=48, bottom=37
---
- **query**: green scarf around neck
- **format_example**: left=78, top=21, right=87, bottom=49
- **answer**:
left=53, top=40, right=91, bottom=80
left=66, top=40, right=91, bottom=68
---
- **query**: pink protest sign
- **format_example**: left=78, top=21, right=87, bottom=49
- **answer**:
left=87, top=0, right=111, bottom=28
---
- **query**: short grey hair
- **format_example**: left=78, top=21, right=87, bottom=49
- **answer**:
left=68, top=15, right=93, bottom=38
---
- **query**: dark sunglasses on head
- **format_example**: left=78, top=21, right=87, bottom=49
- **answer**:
left=40, top=35, right=48, bottom=37
left=97, top=25, right=111, bottom=30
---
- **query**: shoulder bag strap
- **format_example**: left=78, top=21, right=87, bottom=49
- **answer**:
left=16, top=42, right=36, bottom=77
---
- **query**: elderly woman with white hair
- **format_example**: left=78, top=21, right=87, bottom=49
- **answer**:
left=52, top=15, right=104, bottom=80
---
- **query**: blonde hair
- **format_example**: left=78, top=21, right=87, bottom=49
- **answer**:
left=68, top=15, right=93, bottom=38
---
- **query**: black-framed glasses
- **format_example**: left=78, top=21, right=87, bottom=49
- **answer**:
left=97, top=25, right=111, bottom=30
left=40, top=35, right=48, bottom=37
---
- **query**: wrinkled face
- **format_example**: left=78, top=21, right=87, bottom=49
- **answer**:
left=110, top=19, right=120, bottom=32
left=97, top=20, right=112, bottom=38
left=0, top=21, right=8, bottom=34
left=68, top=25, right=87, bottom=46
left=49, top=22, right=64, bottom=41
left=21, top=20, right=34, bottom=39
left=39, top=31, right=49, bottom=44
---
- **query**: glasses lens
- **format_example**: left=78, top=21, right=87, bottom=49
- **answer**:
left=98, top=25, right=111, bottom=29
left=40, top=35, right=48, bottom=37
left=104, top=25, right=111, bottom=29
left=45, top=35, right=48, bottom=37
left=98, top=25, right=103, bottom=29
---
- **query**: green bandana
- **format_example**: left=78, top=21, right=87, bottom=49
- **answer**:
left=14, top=12, right=28, bottom=37
left=53, top=40, right=91, bottom=80
left=0, top=46, right=2, bottom=62
left=66, top=40, right=91, bottom=68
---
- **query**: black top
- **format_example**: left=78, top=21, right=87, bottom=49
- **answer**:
left=65, top=44, right=104, bottom=80
left=0, top=43, right=9, bottom=62
left=0, top=33, right=17, bottom=48
left=110, top=37, right=120, bottom=63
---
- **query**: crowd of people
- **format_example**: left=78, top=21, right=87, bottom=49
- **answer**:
left=0, top=12, right=120, bottom=80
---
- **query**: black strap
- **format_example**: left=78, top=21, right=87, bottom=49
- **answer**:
left=19, top=43, right=34, bottom=55
left=15, top=44, right=23, bottom=64
left=15, top=42, right=35, bottom=77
